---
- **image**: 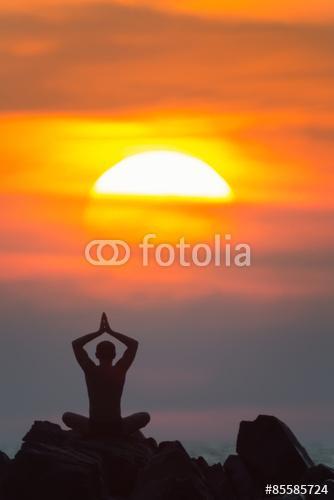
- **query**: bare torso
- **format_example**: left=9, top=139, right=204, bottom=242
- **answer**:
left=84, top=364, right=126, bottom=423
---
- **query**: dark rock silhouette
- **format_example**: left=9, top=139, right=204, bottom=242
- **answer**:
left=223, top=454, right=258, bottom=499
left=237, top=415, right=314, bottom=483
left=132, top=440, right=209, bottom=499
left=0, top=415, right=333, bottom=500
left=0, top=452, right=10, bottom=483
left=303, top=464, right=334, bottom=484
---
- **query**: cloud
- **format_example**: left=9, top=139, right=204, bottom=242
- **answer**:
left=2, top=0, right=334, bottom=22
left=0, top=3, right=333, bottom=113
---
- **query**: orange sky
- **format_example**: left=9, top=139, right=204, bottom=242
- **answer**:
left=2, top=0, right=334, bottom=22
left=1, top=0, right=333, bottom=291
left=0, top=0, right=334, bottom=441
left=1, top=0, right=333, bottom=298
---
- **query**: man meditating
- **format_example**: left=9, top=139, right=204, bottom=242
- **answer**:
left=63, top=313, right=150, bottom=437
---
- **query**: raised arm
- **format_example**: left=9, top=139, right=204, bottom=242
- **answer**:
left=72, top=314, right=105, bottom=370
left=104, top=316, right=138, bottom=371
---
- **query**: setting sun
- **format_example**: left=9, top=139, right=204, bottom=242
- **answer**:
left=92, top=151, right=233, bottom=200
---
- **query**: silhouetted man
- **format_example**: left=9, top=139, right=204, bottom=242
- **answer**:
left=63, top=313, right=150, bottom=437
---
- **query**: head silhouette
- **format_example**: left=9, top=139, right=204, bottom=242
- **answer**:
left=96, top=340, right=116, bottom=362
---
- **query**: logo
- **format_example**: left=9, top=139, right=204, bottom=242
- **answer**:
left=85, top=240, right=131, bottom=266
left=84, top=234, right=251, bottom=268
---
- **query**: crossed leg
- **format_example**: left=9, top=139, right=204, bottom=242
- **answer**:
left=62, top=412, right=90, bottom=435
left=121, top=412, right=151, bottom=435
left=62, top=411, right=150, bottom=437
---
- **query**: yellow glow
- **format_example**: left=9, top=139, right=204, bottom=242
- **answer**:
left=92, top=151, right=232, bottom=200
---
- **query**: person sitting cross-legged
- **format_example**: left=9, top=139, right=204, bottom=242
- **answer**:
left=62, top=313, right=150, bottom=438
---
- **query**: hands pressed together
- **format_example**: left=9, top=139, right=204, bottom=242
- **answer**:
left=98, top=312, right=113, bottom=335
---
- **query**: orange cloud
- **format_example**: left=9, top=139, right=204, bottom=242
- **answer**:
left=1, top=0, right=334, bottom=22
left=0, top=4, right=333, bottom=113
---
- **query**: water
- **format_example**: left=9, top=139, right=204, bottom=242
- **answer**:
left=0, top=443, right=19, bottom=459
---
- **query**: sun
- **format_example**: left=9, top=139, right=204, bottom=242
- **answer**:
left=92, top=151, right=232, bottom=200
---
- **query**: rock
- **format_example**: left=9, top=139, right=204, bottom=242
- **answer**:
left=192, top=456, right=210, bottom=473
left=282, top=496, right=305, bottom=500
left=165, top=476, right=212, bottom=500
left=1, top=415, right=332, bottom=500
left=131, top=475, right=212, bottom=500
left=158, top=440, right=188, bottom=453
left=191, top=457, right=237, bottom=499
left=305, top=479, right=334, bottom=500
left=145, top=437, right=159, bottom=450
left=0, top=450, right=11, bottom=498
left=2, top=441, right=105, bottom=500
left=139, top=440, right=202, bottom=483
left=303, top=464, right=334, bottom=484
left=133, top=441, right=212, bottom=499
left=206, top=462, right=236, bottom=499
left=29, top=420, right=155, bottom=496
left=83, top=436, right=154, bottom=496
left=23, top=420, right=73, bottom=446
left=237, top=415, right=314, bottom=483
left=3, top=420, right=156, bottom=499
left=322, top=480, right=334, bottom=499
left=223, top=454, right=258, bottom=499
left=0, top=451, right=10, bottom=479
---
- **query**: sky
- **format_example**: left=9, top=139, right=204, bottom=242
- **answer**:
left=0, top=0, right=334, bottom=450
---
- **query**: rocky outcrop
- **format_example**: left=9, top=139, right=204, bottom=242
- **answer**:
left=0, top=452, right=10, bottom=483
left=237, top=415, right=314, bottom=483
left=0, top=415, right=333, bottom=500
